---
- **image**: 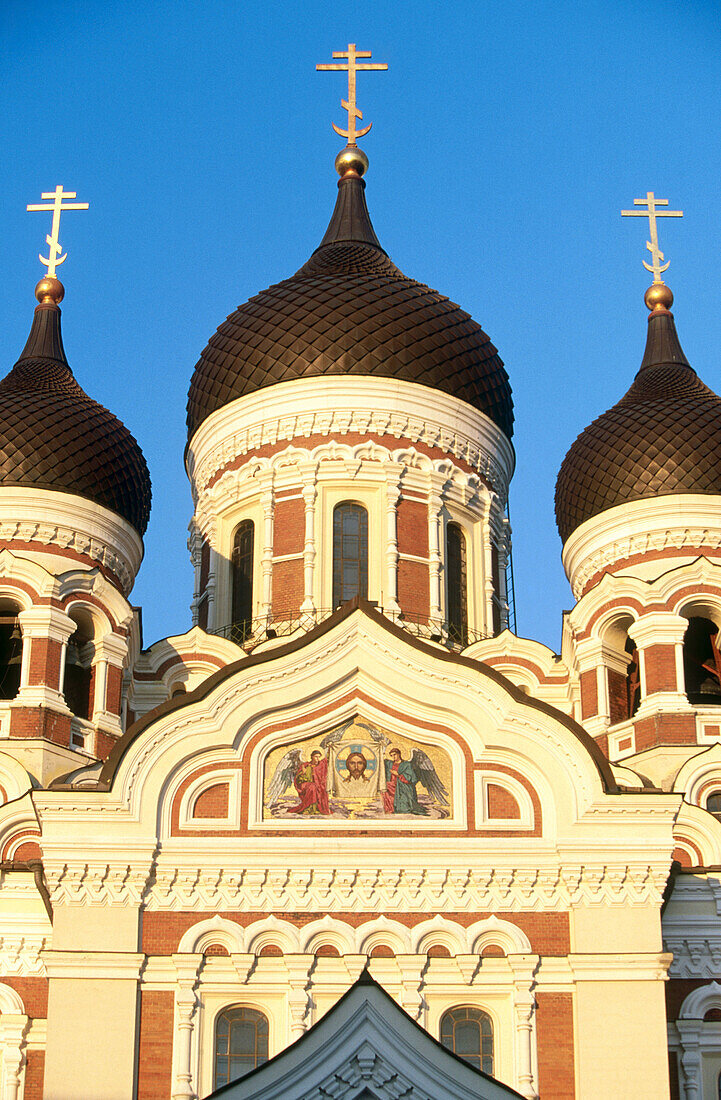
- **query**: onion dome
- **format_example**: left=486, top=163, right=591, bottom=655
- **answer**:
left=187, top=149, right=513, bottom=441
left=0, top=277, right=151, bottom=535
left=555, top=283, right=721, bottom=543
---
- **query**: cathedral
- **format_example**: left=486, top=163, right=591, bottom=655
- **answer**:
left=0, top=46, right=719, bottom=1100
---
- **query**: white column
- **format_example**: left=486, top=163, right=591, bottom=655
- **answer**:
left=187, top=521, right=202, bottom=628
left=93, top=633, right=127, bottom=736
left=427, top=475, right=444, bottom=633
left=384, top=473, right=401, bottom=616
left=15, top=606, right=75, bottom=710
left=509, top=955, right=539, bottom=1100
left=300, top=473, right=317, bottom=617
left=0, top=1017, right=28, bottom=1100
left=396, top=954, right=425, bottom=1022
left=261, top=486, right=275, bottom=624
left=628, top=612, right=693, bottom=716
left=205, top=540, right=218, bottom=631
left=677, top=1021, right=702, bottom=1100
left=171, top=955, right=202, bottom=1100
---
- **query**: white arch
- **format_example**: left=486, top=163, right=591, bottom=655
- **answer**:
left=243, top=917, right=300, bottom=955
left=412, top=915, right=468, bottom=955
left=0, top=984, right=25, bottom=1015
left=177, top=915, right=244, bottom=956
left=468, top=916, right=532, bottom=956
left=679, top=981, right=721, bottom=1019
left=301, top=916, right=355, bottom=956
left=355, top=917, right=409, bottom=956
left=674, top=745, right=721, bottom=806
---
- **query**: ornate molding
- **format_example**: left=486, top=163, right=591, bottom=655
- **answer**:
left=665, top=934, right=721, bottom=978
left=44, top=861, right=153, bottom=907
left=142, top=862, right=670, bottom=913
left=0, top=488, right=143, bottom=595
left=186, top=376, right=515, bottom=503
left=561, top=494, right=721, bottom=599
left=0, top=934, right=48, bottom=976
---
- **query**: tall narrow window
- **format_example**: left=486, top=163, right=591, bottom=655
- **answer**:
left=333, top=503, right=368, bottom=608
left=0, top=603, right=23, bottom=701
left=214, top=1006, right=269, bottom=1087
left=440, top=1006, right=493, bottom=1075
left=231, top=520, right=254, bottom=642
left=446, top=523, right=468, bottom=646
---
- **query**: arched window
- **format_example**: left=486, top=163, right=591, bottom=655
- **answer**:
left=231, top=520, right=254, bottom=642
left=440, top=1006, right=493, bottom=1075
left=706, top=792, right=721, bottom=822
left=0, top=601, right=23, bottom=701
left=683, top=617, right=721, bottom=704
left=63, top=612, right=94, bottom=721
left=214, top=1006, right=269, bottom=1087
left=446, top=523, right=468, bottom=646
left=333, top=503, right=368, bottom=608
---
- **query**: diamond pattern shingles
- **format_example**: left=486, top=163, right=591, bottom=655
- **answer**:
left=0, top=304, right=152, bottom=535
left=555, top=310, right=721, bottom=542
left=187, top=178, right=513, bottom=441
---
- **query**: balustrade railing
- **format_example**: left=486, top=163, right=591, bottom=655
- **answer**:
left=208, top=605, right=492, bottom=653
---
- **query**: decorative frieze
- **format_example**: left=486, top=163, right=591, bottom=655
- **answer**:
left=137, top=862, right=670, bottom=913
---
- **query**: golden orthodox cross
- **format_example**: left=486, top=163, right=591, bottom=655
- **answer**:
left=316, top=43, right=388, bottom=145
left=621, top=191, right=683, bottom=283
left=26, top=185, right=89, bottom=278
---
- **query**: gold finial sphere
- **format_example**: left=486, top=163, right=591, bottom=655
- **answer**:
left=34, top=276, right=64, bottom=306
left=335, top=145, right=369, bottom=179
left=644, top=282, right=673, bottom=312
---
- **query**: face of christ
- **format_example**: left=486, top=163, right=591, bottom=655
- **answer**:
left=345, top=751, right=368, bottom=781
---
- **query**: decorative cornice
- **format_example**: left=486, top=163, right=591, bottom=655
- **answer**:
left=0, top=488, right=143, bottom=595
left=664, top=932, right=721, bottom=978
left=562, top=494, right=721, bottom=600
left=43, top=860, right=153, bottom=907
left=186, top=376, right=515, bottom=503
left=0, top=934, right=48, bottom=976
left=138, top=862, right=671, bottom=913
left=193, top=441, right=492, bottom=539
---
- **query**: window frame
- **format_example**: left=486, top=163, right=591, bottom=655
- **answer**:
left=231, top=519, right=255, bottom=642
left=213, top=1003, right=269, bottom=1089
left=439, top=1004, right=494, bottom=1075
left=445, top=521, right=469, bottom=646
left=332, top=501, right=369, bottom=609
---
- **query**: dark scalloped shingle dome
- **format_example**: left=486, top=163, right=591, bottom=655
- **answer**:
left=0, top=302, right=152, bottom=535
left=187, top=174, right=513, bottom=441
left=555, top=307, right=721, bottom=543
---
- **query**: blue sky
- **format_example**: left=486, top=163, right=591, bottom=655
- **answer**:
left=2, top=0, right=720, bottom=650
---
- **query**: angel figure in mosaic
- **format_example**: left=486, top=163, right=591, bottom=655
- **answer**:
left=383, top=747, right=449, bottom=815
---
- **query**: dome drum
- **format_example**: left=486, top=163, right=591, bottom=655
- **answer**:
left=189, top=430, right=511, bottom=650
